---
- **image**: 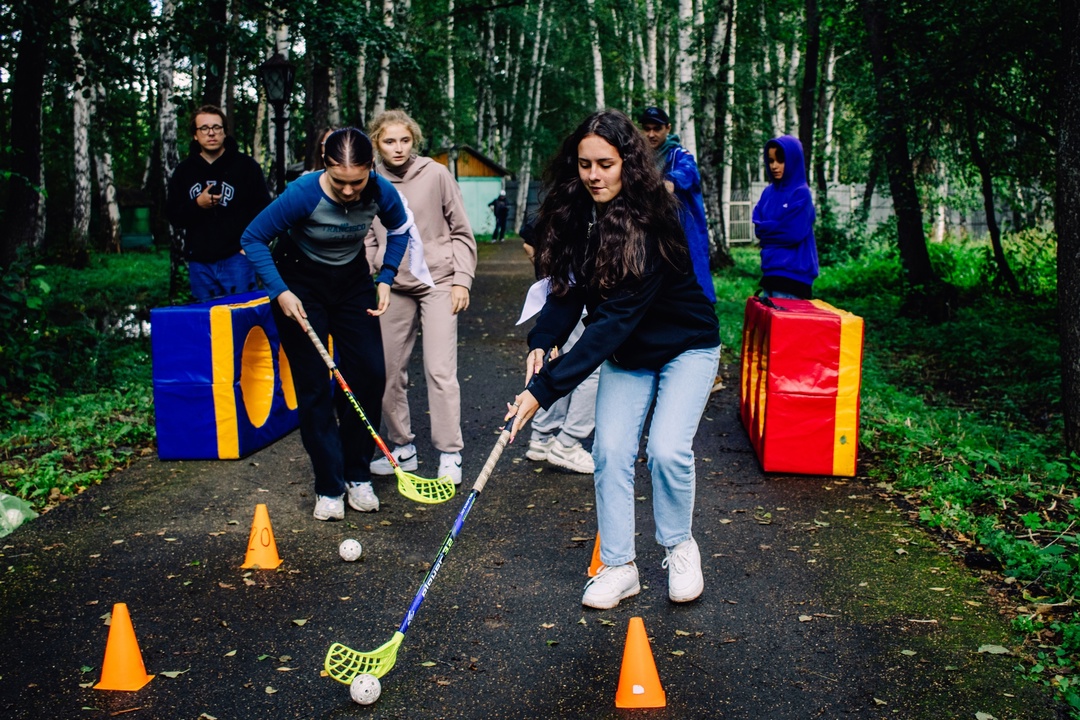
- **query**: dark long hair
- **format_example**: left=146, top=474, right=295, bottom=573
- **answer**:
left=535, top=110, right=686, bottom=295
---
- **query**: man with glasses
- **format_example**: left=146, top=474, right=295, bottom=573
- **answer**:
left=167, top=105, right=270, bottom=301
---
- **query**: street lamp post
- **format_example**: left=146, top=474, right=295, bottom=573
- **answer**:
left=258, top=53, right=296, bottom=196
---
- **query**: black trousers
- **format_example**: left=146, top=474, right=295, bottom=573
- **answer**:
left=271, top=243, right=385, bottom=498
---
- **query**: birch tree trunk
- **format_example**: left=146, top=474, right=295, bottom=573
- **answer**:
left=328, top=67, right=342, bottom=127
left=357, top=0, right=371, bottom=123
left=784, top=42, right=801, bottom=135
left=645, top=0, right=657, bottom=96
left=514, top=13, right=551, bottom=232
left=721, top=0, right=737, bottom=251
left=373, top=0, right=395, bottom=117
left=798, top=0, right=819, bottom=176
left=585, top=0, right=605, bottom=109
left=70, top=6, right=92, bottom=255
left=445, top=0, right=455, bottom=142
left=158, top=0, right=182, bottom=296
left=92, top=81, right=122, bottom=253
left=676, top=0, right=697, bottom=156
left=502, top=1, right=529, bottom=166
left=700, top=1, right=732, bottom=244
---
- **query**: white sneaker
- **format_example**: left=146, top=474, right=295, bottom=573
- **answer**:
left=438, top=452, right=463, bottom=485
left=346, top=482, right=379, bottom=512
left=369, top=444, right=418, bottom=475
left=526, top=437, right=556, bottom=461
left=663, top=538, right=704, bottom=603
left=581, top=562, right=640, bottom=609
left=547, top=441, right=595, bottom=474
left=313, top=494, right=345, bottom=521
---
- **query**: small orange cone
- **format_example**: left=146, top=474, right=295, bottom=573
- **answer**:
left=615, top=616, right=666, bottom=708
left=94, top=603, right=154, bottom=691
left=588, top=532, right=603, bottom=577
left=241, top=503, right=282, bottom=569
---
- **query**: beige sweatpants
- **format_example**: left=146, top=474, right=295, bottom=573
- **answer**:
left=379, top=283, right=463, bottom=453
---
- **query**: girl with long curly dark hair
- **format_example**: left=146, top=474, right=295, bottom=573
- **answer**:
left=506, top=110, right=721, bottom=610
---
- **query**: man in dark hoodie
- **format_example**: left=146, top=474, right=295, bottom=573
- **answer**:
left=638, top=107, right=716, bottom=304
left=166, top=105, right=270, bottom=301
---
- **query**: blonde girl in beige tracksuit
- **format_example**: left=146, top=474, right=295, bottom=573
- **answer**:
left=365, top=110, right=478, bottom=484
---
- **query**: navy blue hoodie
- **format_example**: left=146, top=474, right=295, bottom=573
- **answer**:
left=752, top=135, right=819, bottom=298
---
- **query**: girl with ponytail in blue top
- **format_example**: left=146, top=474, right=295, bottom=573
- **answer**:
left=752, top=136, right=819, bottom=299
left=242, top=128, right=417, bottom=521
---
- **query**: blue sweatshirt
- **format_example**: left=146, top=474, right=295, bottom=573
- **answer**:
left=241, top=172, right=410, bottom=299
left=658, top=136, right=716, bottom=303
left=752, top=135, right=819, bottom=297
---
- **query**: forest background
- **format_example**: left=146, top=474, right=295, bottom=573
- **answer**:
left=3, top=0, right=1080, bottom=713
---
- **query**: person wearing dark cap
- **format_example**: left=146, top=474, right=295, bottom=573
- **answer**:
left=242, top=127, right=420, bottom=521
left=638, top=107, right=715, bottom=304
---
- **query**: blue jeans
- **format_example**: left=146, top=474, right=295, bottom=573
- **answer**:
left=592, top=344, right=720, bottom=566
left=189, top=252, right=258, bottom=302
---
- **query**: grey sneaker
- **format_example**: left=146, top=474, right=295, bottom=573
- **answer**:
left=313, top=494, right=345, bottom=521
left=526, top=437, right=556, bottom=461
left=370, top=443, right=418, bottom=475
left=663, top=538, right=704, bottom=602
left=346, top=482, right=379, bottom=512
left=581, top=562, right=640, bottom=609
left=547, top=441, right=595, bottom=474
left=438, top=452, right=463, bottom=485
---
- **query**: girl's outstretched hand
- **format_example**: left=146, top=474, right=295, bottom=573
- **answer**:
left=504, top=390, right=539, bottom=443
left=368, top=282, right=392, bottom=316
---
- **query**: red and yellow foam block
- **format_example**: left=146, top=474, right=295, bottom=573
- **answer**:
left=739, top=296, right=864, bottom=477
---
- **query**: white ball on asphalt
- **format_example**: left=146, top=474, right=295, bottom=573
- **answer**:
left=349, top=673, right=381, bottom=705
left=339, top=538, right=363, bottom=562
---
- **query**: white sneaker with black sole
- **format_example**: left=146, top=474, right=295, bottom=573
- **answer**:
left=547, top=440, right=595, bottom=474
left=663, top=537, right=704, bottom=602
left=581, top=562, right=640, bottom=609
left=370, top=443, right=418, bottom=475
left=313, top=494, right=345, bottom=521
left=346, top=482, right=379, bottom=512
left=438, top=452, right=463, bottom=485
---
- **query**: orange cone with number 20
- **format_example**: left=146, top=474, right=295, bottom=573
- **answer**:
left=615, top=616, right=666, bottom=708
left=241, top=503, right=282, bottom=569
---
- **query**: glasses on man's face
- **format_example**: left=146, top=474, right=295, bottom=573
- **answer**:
left=197, top=125, right=224, bottom=135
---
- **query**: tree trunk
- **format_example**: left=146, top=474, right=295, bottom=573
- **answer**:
left=818, top=39, right=836, bottom=189
left=356, top=0, right=371, bottom=125
left=70, top=6, right=93, bottom=261
left=203, top=0, right=228, bottom=106
left=445, top=0, right=455, bottom=141
left=2, top=0, right=56, bottom=268
left=862, top=0, right=936, bottom=294
left=1058, top=0, right=1080, bottom=453
left=328, top=67, right=342, bottom=127
left=967, top=114, right=1018, bottom=294
left=719, top=0, right=737, bottom=266
left=156, top=0, right=183, bottom=299
left=94, top=85, right=122, bottom=254
left=645, top=0, right=657, bottom=97
left=585, top=0, right=605, bottom=109
left=798, top=0, right=820, bottom=177
left=514, top=13, right=551, bottom=233
left=373, top=0, right=395, bottom=117
left=676, top=0, right=697, bottom=156
left=784, top=41, right=801, bottom=136
left=699, top=0, right=731, bottom=246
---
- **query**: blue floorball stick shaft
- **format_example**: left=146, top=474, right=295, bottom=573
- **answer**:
left=396, top=417, right=515, bottom=636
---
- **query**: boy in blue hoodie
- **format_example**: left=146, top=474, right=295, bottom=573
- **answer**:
left=752, top=136, right=819, bottom=299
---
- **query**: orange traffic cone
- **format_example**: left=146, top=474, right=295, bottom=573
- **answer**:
left=94, top=603, right=154, bottom=691
left=588, top=532, right=603, bottom=577
left=241, top=503, right=282, bottom=569
left=615, top=616, right=666, bottom=708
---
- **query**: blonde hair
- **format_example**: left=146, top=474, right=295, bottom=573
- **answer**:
left=368, top=109, right=424, bottom=156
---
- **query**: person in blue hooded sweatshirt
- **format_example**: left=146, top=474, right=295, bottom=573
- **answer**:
left=752, top=136, right=819, bottom=299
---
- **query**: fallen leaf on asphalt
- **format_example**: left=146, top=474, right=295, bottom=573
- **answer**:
left=257, top=654, right=270, bottom=661
left=978, top=644, right=1010, bottom=655
left=546, top=640, right=559, bottom=646
left=719, top=519, right=732, bottom=524
left=975, top=713, right=998, bottom=720
left=404, top=513, right=413, bottom=518
left=964, top=600, right=982, bottom=607
left=798, top=615, right=813, bottom=622
left=436, top=679, right=452, bottom=686
left=814, top=520, right=830, bottom=527
left=227, top=520, right=239, bottom=525
left=670, top=650, right=685, bottom=656
left=292, top=619, right=308, bottom=626
left=526, top=504, right=536, bottom=509
left=160, top=669, right=189, bottom=678
left=896, top=549, right=908, bottom=555
left=380, top=520, right=392, bottom=526
left=578, top=617, right=586, bottom=625
left=112, top=540, right=124, bottom=545
left=675, top=630, right=691, bottom=636
left=224, top=650, right=236, bottom=657
left=198, top=714, right=218, bottom=720
left=276, top=667, right=294, bottom=672
left=541, top=623, right=555, bottom=629
left=929, top=587, right=947, bottom=592
left=339, top=596, right=350, bottom=601
left=598, top=618, right=615, bottom=626
left=900, top=650, right=916, bottom=656
left=265, top=686, right=277, bottom=695
left=421, top=661, right=437, bottom=667
left=279, top=655, right=292, bottom=662
left=873, top=697, right=887, bottom=706
left=218, top=583, right=235, bottom=590
left=570, top=537, right=590, bottom=542
left=164, top=538, right=178, bottom=542
left=636, top=496, right=646, bottom=501
left=908, top=619, right=938, bottom=624
left=208, top=531, right=226, bottom=537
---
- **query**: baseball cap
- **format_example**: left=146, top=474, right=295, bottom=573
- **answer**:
left=639, top=107, right=670, bottom=126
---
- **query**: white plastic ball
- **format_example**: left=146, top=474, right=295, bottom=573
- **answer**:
left=349, top=673, right=381, bottom=705
left=339, top=538, right=363, bottom=562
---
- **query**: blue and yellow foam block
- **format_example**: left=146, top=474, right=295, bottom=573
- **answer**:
left=151, top=291, right=299, bottom=460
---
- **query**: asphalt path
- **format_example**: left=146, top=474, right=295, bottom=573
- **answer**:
left=0, top=242, right=1067, bottom=719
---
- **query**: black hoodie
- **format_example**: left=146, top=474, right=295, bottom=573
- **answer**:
left=166, top=137, right=271, bottom=263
